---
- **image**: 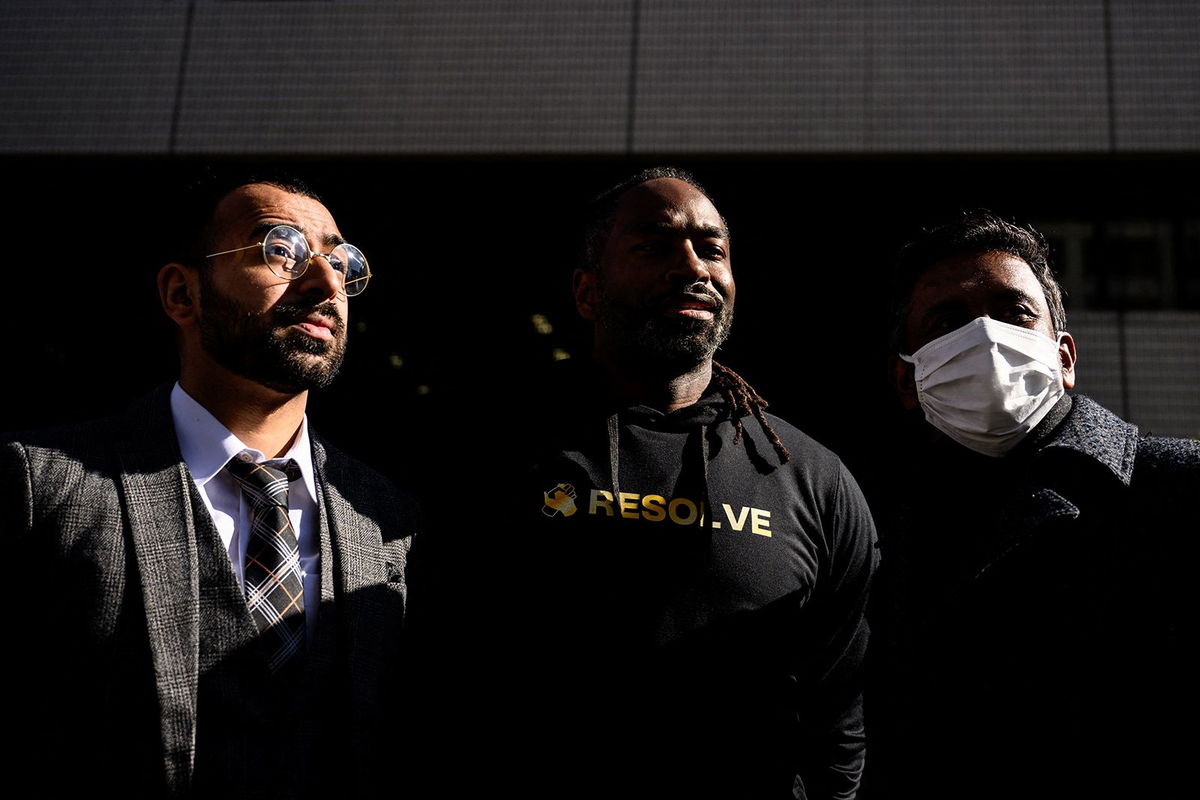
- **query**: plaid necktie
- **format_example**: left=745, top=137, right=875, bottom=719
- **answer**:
left=225, top=455, right=305, bottom=671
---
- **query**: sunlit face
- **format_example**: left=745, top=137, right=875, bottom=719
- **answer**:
left=198, top=184, right=350, bottom=394
left=577, top=178, right=735, bottom=366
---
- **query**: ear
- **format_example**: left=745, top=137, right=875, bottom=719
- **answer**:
left=573, top=267, right=598, bottom=321
left=891, top=353, right=920, bottom=410
left=1057, top=331, right=1077, bottom=390
left=158, top=262, right=199, bottom=329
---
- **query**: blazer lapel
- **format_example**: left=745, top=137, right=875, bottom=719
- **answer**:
left=309, top=434, right=391, bottom=683
left=115, top=388, right=200, bottom=792
left=309, top=431, right=408, bottom=791
left=306, top=441, right=338, bottom=686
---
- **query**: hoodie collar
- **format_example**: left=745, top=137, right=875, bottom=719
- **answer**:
left=618, top=389, right=729, bottom=429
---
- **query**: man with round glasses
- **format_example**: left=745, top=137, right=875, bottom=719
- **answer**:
left=864, top=211, right=1198, bottom=799
left=185, top=184, right=372, bottom=399
left=206, top=222, right=371, bottom=295
left=1, top=174, right=414, bottom=796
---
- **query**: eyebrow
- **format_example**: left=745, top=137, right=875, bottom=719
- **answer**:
left=987, top=286, right=1042, bottom=310
left=628, top=220, right=728, bottom=240
left=919, top=288, right=1043, bottom=324
left=249, top=221, right=346, bottom=248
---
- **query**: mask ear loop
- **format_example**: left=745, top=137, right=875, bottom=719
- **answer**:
left=897, top=352, right=921, bottom=410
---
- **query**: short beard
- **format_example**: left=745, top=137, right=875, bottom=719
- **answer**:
left=594, top=281, right=733, bottom=369
left=197, top=271, right=347, bottom=394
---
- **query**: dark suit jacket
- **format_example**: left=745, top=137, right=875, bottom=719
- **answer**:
left=1, top=387, right=416, bottom=796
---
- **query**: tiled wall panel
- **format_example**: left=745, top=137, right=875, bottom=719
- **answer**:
left=1, top=1, right=1196, bottom=154
left=634, top=1, right=1110, bottom=153
left=176, top=1, right=632, bottom=154
left=1069, top=310, right=1200, bottom=438
left=0, top=1, right=187, bottom=152
left=633, top=1, right=871, bottom=152
left=1110, top=1, right=1200, bottom=151
left=860, top=1, right=1109, bottom=152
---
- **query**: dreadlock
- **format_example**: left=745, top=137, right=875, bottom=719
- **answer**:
left=711, top=361, right=791, bottom=464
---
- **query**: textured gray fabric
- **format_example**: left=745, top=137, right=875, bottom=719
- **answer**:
left=1041, top=394, right=1140, bottom=484
left=867, top=393, right=1199, bottom=798
left=1, top=385, right=416, bottom=795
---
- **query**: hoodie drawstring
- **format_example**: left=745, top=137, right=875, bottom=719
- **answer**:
left=607, top=412, right=714, bottom=534
left=699, top=423, right=711, bottom=532
left=607, top=411, right=621, bottom=501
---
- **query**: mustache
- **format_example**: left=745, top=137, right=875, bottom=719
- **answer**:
left=655, top=284, right=726, bottom=311
left=273, top=301, right=346, bottom=334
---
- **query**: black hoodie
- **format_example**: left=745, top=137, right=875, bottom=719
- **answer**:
left=476, top=364, right=878, bottom=799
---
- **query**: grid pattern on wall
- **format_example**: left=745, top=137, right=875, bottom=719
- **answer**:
left=1069, top=310, right=1200, bottom=438
left=1, top=0, right=1196, bottom=154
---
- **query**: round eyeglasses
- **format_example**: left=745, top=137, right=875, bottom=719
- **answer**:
left=206, top=225, right=371, bottom=297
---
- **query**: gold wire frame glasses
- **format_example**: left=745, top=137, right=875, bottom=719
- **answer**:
left=206, top=224, right=371, bottom=296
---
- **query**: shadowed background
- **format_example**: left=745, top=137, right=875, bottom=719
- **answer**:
left=4, top=0, right=1197, bottom=498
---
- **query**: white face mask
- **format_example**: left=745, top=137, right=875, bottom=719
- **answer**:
left=899, top=317, right=1067, bottom=458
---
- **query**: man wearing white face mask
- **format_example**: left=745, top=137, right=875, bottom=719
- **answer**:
left=863, top=212, right=1198, bottom=800
left=898, top=315, right=1072, bottom=458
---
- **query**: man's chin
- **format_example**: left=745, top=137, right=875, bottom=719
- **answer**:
left=629, top=334, right=719, bottom=366
left=596, top=304, right=731, bottom=366
left=277, top=327, right=340, bottom=356
left=255, top=359, right=341, bottom=394
left=230, top=336, right=345, bottom=394
left=639, top=318, right=728, bottom=362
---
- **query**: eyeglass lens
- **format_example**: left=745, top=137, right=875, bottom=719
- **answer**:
left=263, top=226, right=370, bottom=296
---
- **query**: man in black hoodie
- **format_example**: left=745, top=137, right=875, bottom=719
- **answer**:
left=472, top=168, right=876, bottom=799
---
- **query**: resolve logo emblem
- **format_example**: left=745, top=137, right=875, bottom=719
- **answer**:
left=542, top=483, right=578, bottom=517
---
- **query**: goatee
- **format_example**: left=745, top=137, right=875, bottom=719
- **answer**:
left=197, top=273, right=347, bottom=394
left=595, top=281, right=733, bottom=368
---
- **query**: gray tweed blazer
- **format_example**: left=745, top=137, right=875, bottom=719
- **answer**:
left=1, top=386, right=415, bottom=795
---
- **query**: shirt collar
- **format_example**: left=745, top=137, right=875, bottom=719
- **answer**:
left=170, top=382, right=318, bottom=504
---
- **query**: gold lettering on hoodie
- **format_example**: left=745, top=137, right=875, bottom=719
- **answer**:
left=574, top=488, right=770, bottom=536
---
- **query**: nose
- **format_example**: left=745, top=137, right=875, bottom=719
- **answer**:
left=295, top=253, right=344, bottom=302
left=666, top=240, right=710, bottom=283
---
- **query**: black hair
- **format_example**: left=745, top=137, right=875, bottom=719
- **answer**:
left=712, top=362, right=791, bottom=464
left=581, top=166, right=724, bottom=273
left=171, top=166, right=321, bottom=268
left=889, top=210, right=1067, bottom=353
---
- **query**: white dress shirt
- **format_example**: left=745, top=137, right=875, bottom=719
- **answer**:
left=170, top=382, right=320, bottom=643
